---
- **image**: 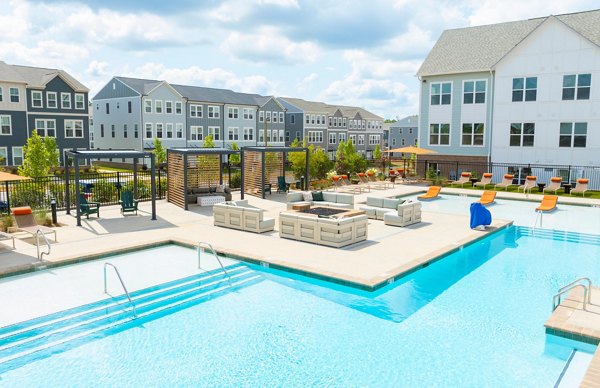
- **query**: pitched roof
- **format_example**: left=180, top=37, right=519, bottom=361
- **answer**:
left=390, top=115, right=418, bottom=128
left=171, top=84, right=259, bottom=106
left=116, top=77, right=163, bottom=95
left=279, top=97, right=331, bottom=112
left=417, top=9, right=600, bottom=77
left=0, top=61, right=88, bottom=91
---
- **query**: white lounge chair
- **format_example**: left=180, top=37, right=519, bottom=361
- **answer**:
left=450, top=172, right=472, bottom=188
left=473, top=173, right=493, bottom=189
left=495, top=174, right=516, bottom=191
left=543, top=177, right=562, bottom=195
left=571, top=179, right=589, bottom=196
left=518, top=176, right=537, bottom=193
left=11, top=206, right=57, bottom=242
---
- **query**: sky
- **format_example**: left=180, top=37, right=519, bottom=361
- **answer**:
left=0, top=0, right=598, bottom=119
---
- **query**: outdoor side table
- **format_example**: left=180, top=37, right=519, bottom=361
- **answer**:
left=469, top=178, right=479, bottom=186
left=537, top=183, right=546, bottom=193
left=562, top=184, right=572, bottom=194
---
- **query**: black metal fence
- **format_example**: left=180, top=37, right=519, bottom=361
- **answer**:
left=412, top=160, right=600, bottom=190
left=0, top=170, right=167, bottom=214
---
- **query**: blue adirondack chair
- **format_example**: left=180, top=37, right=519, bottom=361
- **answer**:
left=277, top=176, right=289, bottom=193
left=79, top=194, right=100, bottom=219
left=120, top=190, right=139, bottom=215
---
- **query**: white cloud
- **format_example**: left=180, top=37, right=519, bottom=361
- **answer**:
left=0, top=41, right=89, bottom=69
left=258, top=0, right=300, bottom=7
left=221, top=26, right=320, bottom=64
left=85, top=60, right=110, bottom=77
left=296, top=73, right=318, bottom=92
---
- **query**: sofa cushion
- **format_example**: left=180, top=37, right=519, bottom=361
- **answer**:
left=302, top=191, right=313, bottom=201
left=366, top=197, right=383, bottom=207
left=312, top=191, right=324, bottom=201
left=216, top=184, right=226, bottom=193
left=335, top=193, right=354, bottom=205
left=383, top=198, right=400, bottom=209
left=287, top=192, right=304, bottom=203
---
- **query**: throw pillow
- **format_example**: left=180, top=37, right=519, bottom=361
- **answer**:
left=302, top=191, right=313, bottom=202
left=312, top=191, right=324, bottom=201
left=216, top=184, right=226, bottom=193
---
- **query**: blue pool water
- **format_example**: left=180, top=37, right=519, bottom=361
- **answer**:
left=1, top=227, right=600, bottom=386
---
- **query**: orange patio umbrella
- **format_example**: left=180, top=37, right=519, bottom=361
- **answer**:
left=0, top=171, right=31, bottom=182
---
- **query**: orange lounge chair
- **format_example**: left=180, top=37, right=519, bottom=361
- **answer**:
left=536, top=195, right=558, bottom=212
left=418, top=186, right=441, bottom=200
left=478, top=191, right=496, bottom=205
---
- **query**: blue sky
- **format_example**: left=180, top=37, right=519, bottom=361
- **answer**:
left=0, top=0, right=598, bottom=119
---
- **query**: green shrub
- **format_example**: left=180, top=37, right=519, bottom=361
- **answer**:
left=229, top=171, right=241, bottom=188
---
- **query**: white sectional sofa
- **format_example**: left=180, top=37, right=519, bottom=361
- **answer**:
left=383, top=201, right=422, bottom=227
left=213, top=200, right=275, bottom=233
left=358, top=197, right=405, bottom=220
left=279, top=211, right=368, bottom=248
left=286, top=191, right=354, bottom=210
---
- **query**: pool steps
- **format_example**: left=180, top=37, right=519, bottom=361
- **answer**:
left=0, top=263, right=261, bottom=372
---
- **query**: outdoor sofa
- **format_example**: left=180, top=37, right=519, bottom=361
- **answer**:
left=358, top=197, right=406, bottom=220
left=286, top=191, right=354, bottom=210
left=383, top=201, right=422, bottom=227
left=279, top=211, right=368, bottom=248
left=213, top=200, right=275, bottom=233
left=186, top=186, right=232, bottom=204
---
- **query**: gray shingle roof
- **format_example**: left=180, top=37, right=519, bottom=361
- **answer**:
left=417, top=9, right=600, bottom=76
left=171, top=84, right=259, bottom=106
left=0, top=61, right=88, bottom=91
left=390, top=115, right=418, bottom=129
left=116, top=77, right=163, bottom=95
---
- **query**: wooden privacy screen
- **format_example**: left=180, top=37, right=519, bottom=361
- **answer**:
left=243, top=151, right=283, bottom=197
left=187, top=154, right=220, bottom=189
left=167, top=152, right=185, bottom=209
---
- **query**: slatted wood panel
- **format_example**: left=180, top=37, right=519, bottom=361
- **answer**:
left=167, top=152, right=185, bottom=209
left=243, top=151, right=283, bottom=197
left=188, top=154, right=221, bottom=189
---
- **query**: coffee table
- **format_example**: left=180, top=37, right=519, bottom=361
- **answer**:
left=198, top=196, right=226, bottom=206
left=292, top=203, right=311, bottom=211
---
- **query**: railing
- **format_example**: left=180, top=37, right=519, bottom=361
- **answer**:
left=553, top=277, right=592, bottom=311
left=533, top=211, right=543, bottom=230
left=103, top=263, right=137, bottom=318
left=35, top=229, right=51, bottom=261
left=198, top=241, right=231, bottom=285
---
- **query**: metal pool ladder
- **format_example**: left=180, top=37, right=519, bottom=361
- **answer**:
left=533, top=211, right=543, bottom=230
left=35, top=229, right=51, bottom=261
left=553, top=277, right=592, bottom=311
left=104, top=262, right=137, bottom=318
left=198, top=241, right=231, bottom=285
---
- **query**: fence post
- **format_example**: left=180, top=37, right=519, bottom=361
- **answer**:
left=158, top=168, right=162, bottom=199
left=4, top=181, right=10, bottom=214
left=117, top=171, right=121, bottom=201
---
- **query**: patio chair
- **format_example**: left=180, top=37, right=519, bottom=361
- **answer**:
left=543, top=177, right=562, bottom=195
left=450, top=172, right=472, bottom=187
left=79, top=193, right=100, bottom=219
left=11, top=206, right=57, bottom=242
left=571, top=179, right=589, bottom=196
left=368, top=172, right=392, bottom=189
left=418, top=186, right=441, bottom=200
left=331, top=176, right=360, bottom=194
left=536, top=195, right=558, bottom=212
left=0, top=231, right=15, bottom=249
left=357, top=173, right=377, bottom=190
left=119, top=190, right=139, bottom=215
left=341, top=175, right=366, bottom=193
left=277, top=176, right=290, bottom=194
left=473, top=173, right=493, bottom=189
left=518, top=176, right=537, bottom=193
left=494, top=174, right=516, bottom=191
left=478, top=191, right=496, bottom=206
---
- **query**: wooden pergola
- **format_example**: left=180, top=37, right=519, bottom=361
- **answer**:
left=167, top=148, right=241, bottom=211
left=64, top=149, right=156, bottom=226
left=241, top=146, right=309, bottom=199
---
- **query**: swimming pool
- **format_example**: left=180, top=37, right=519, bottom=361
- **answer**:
left=1, top=226, right=599, bottom=386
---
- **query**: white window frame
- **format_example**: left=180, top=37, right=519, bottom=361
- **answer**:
left=35, top=119, right=56, bottom=137
left=305, top=114, right=309, bottom=124
left=509, top=123, right=535, bottom=147
left=191, top=126, right=203, bottom=141
left=208, top=126, right=220, bottom=141
left=0, top=147, right=6, bottom=166
left=228, top=107, right=239, bottom=119
left=0, top=115, right=12, bottom=135
left=190, top=104, right=202, bottom=118
left=61, top=92, right=71, bottom=109
left=31, top=91, right=43, bottom=108
left=9, top=87, right=19, bottom=103
left=243, top=127, right=254, bottom=141
left=259, top=111, right=264, bottom=122
left=358, top=135, right=365, bottom=145
left=279, top=112, right=284, bottom=123
left=272, top=111, right=278, bottom=123
left=266, top=111, right=271, bottom=122
left=156, top=123, right=164, bottom=139
left=512, top=77, right=537, bottom=102
left=429, top=123, right=450, bottom=146
left=155, top=100, right=163, bottom=114
left=145, top=99, right=152, bottom=113
left=243, top=108, right=254, bottom=120
left=75, top=93, right=85, bottom=110
left=559, top=122, right=587, bottom=148
left=460, top=123, right=485, bottom=146
left=145, top=123, right=153, bottom=139
left=175, top=101, right=182, bottom=114
left=279, top=129, right=284, bottom=142
left=12, top=146, right=23, bottom=166
left=349, top=134, right=356, bottom=144
left=329, top=133, right=336, bottom=144
left=462, top=80, right=486, bottom=104
left=175, top=123, right=183, bottom=138
left=166, top=123, right=173, bottom=138
left=369, top=135, right=381, bottom=145
left=165, top=101, right=173, bottom=114
left=0, top=87, right=3, bottom=102
left=307, top=131, right=323, bottom=143
left=228, top=127, right=239, bottom=141
left=338, top=133, right=346, bottom=143
left=206, top=106, right=219, bottom=118
left=47, top=91, right=58, bottom=108
left=64, top=119, right=84, bottom=138
left=430, top=82, right=451, bottom=105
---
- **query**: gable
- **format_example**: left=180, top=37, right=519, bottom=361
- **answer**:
left=93, top=78, right=141, bottom=100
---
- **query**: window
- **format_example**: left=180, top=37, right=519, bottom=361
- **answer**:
left=35, top=119, right=56, bottom=137
left=285, top=131, right=290, bottom=142
left=128, top=101, right=132, bottom=113
left=273, top=112, right=278, bottom=123
left=134, top=124, right=139, bottom=138
left=155, top=100, right=163, bottom=114
left=31, top=91, right=43, bottom=108
left=165, top=101, right=173, bottom=114
left=402, top=139, right=406, bottom=146
left=243, top=127, right=253, bottom=140
left=391, top=138, right=396, bottom=146
left=111, top=124, right=115, bottom=138
left=191, top=126, right=203, bottom=141
left=243, top=108, right=254, bottom=120
left=61, top=93, right=71, bottom=109
left=259, top=111, right=265, bottom=122
left=409, top=128, right=413, bottom=134
left=463, top=80, right=486, bottom=104
left=563, top=74, right=591, bottom=100
left=228, top=107, right=239, bottom=119
left=307, top=131, right=323, bottom=143
left=329, top=117, right=333, bottom=126
left=106, top=103, right=110, bottom=114
left=46, top=92, right=57, bottom=108
left=429, top=123, right=450, bottom=145
left=512, top=77, right=537, bottom=102
left=279, top=112, right=284, bottom=123
left=75, top=94, right=85, bottom=110
left=258, top=130, right=264, bottom=143
left=145, top=123, right=153, bottom=138
left=311, top=115, right=315, bottom=124
left=190, top=104, right=202, bottom=117
left=124, top=124, right=128, bottom=138
left=399, top=128, right=403, bottom=134
left=461, top=123, right=484, bottom=146
left=9, top=87, right=19, bottom=103
left=0, top=148, right=6, bottom=166
left=90, top=130, right=94, bottom=148
left=0, top=87, right=2, bottom=102
left=65, top=120, right=84, bottom=138
left=431, top=82, right=451, bottom=105
left=208, top=126, right=220, bottom=140
left=295, top=131, right=301, bottom=140
left=1, top=115, right=12, bottom=135
left=509, top=123, right=535, bottom=147
left=305, top=114, right=309, bottom=124
left=349, top=134, right=356, bottom=144
left=316, top=115, right=320, bottom=125
left=343, top=118, right=347, bottom=127
left=329, top=133, right=336, bottom=144
left=279, top=130, right=284, bottom=142
left=266, top=130, right=272, bottom=142
left=145, top=100, right=152, bottom=113
left=175, top=101, right=182, bottom=114
left=290, top=115, right=295, bottom=124
left=559, top=122, right=587, bottom=148
left=369, top=135, right=381, bottom=145
left=156, top=123, right=163, bottom=138
left=176, top=123, right=183, bottom=138
left=166, top=123, right=173, bottom=138
left=266, top=111, right=271, bottom=122
left=358, top=135, right=365, bottom=145
left=100, top=124, right=105, bottom=137
left=12, top=147, right=23, bottom=165
left=228, top=127, right=239, bottom=141
left=208, top=106, right=219, bottom=118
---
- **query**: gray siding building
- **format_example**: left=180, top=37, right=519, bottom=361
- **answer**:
left=388, top=115, right=418, bottom=155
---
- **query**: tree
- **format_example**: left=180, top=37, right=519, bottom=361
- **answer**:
left=229, top=142, right=240, bottom=164
left=203, top=134, right=215, bottom=148
left=288, top=138, right=307, bottom=180
left=19, top=132, right=53, bottom=178
left=288, top=139, right=333, bottom=181
left=45, top=137, right=60, bottom=170
left=374, top=144, right=382, bottom=160
left=153, top=138, right=166, bottom=166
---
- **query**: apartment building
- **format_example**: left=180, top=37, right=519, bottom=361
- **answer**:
left=417, top=9, right=600, bottom=168
left=0, top=61, right=89, bottom=167
left=388, top=115, right=419, bottom=153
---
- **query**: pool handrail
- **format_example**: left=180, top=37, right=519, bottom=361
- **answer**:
left=104, top=262, right=138, bottom=318
left=36, top=229, right=51, bottom=261
left=552, top=277, right=592, bottom=311
left=198, top=241, right=232, bottom=286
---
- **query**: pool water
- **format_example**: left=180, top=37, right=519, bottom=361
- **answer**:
left=1, top=227, right=600, bottom=386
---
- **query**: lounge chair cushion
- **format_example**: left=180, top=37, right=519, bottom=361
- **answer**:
left=550, top=177, right=562, bottom=182
left=366, top=197, right=384, bottom=207
left=578, top=179, right=589, bottom=184
left=312, top=191, right=324, bottom=201
left=12, top=207, right=32, bottom=215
